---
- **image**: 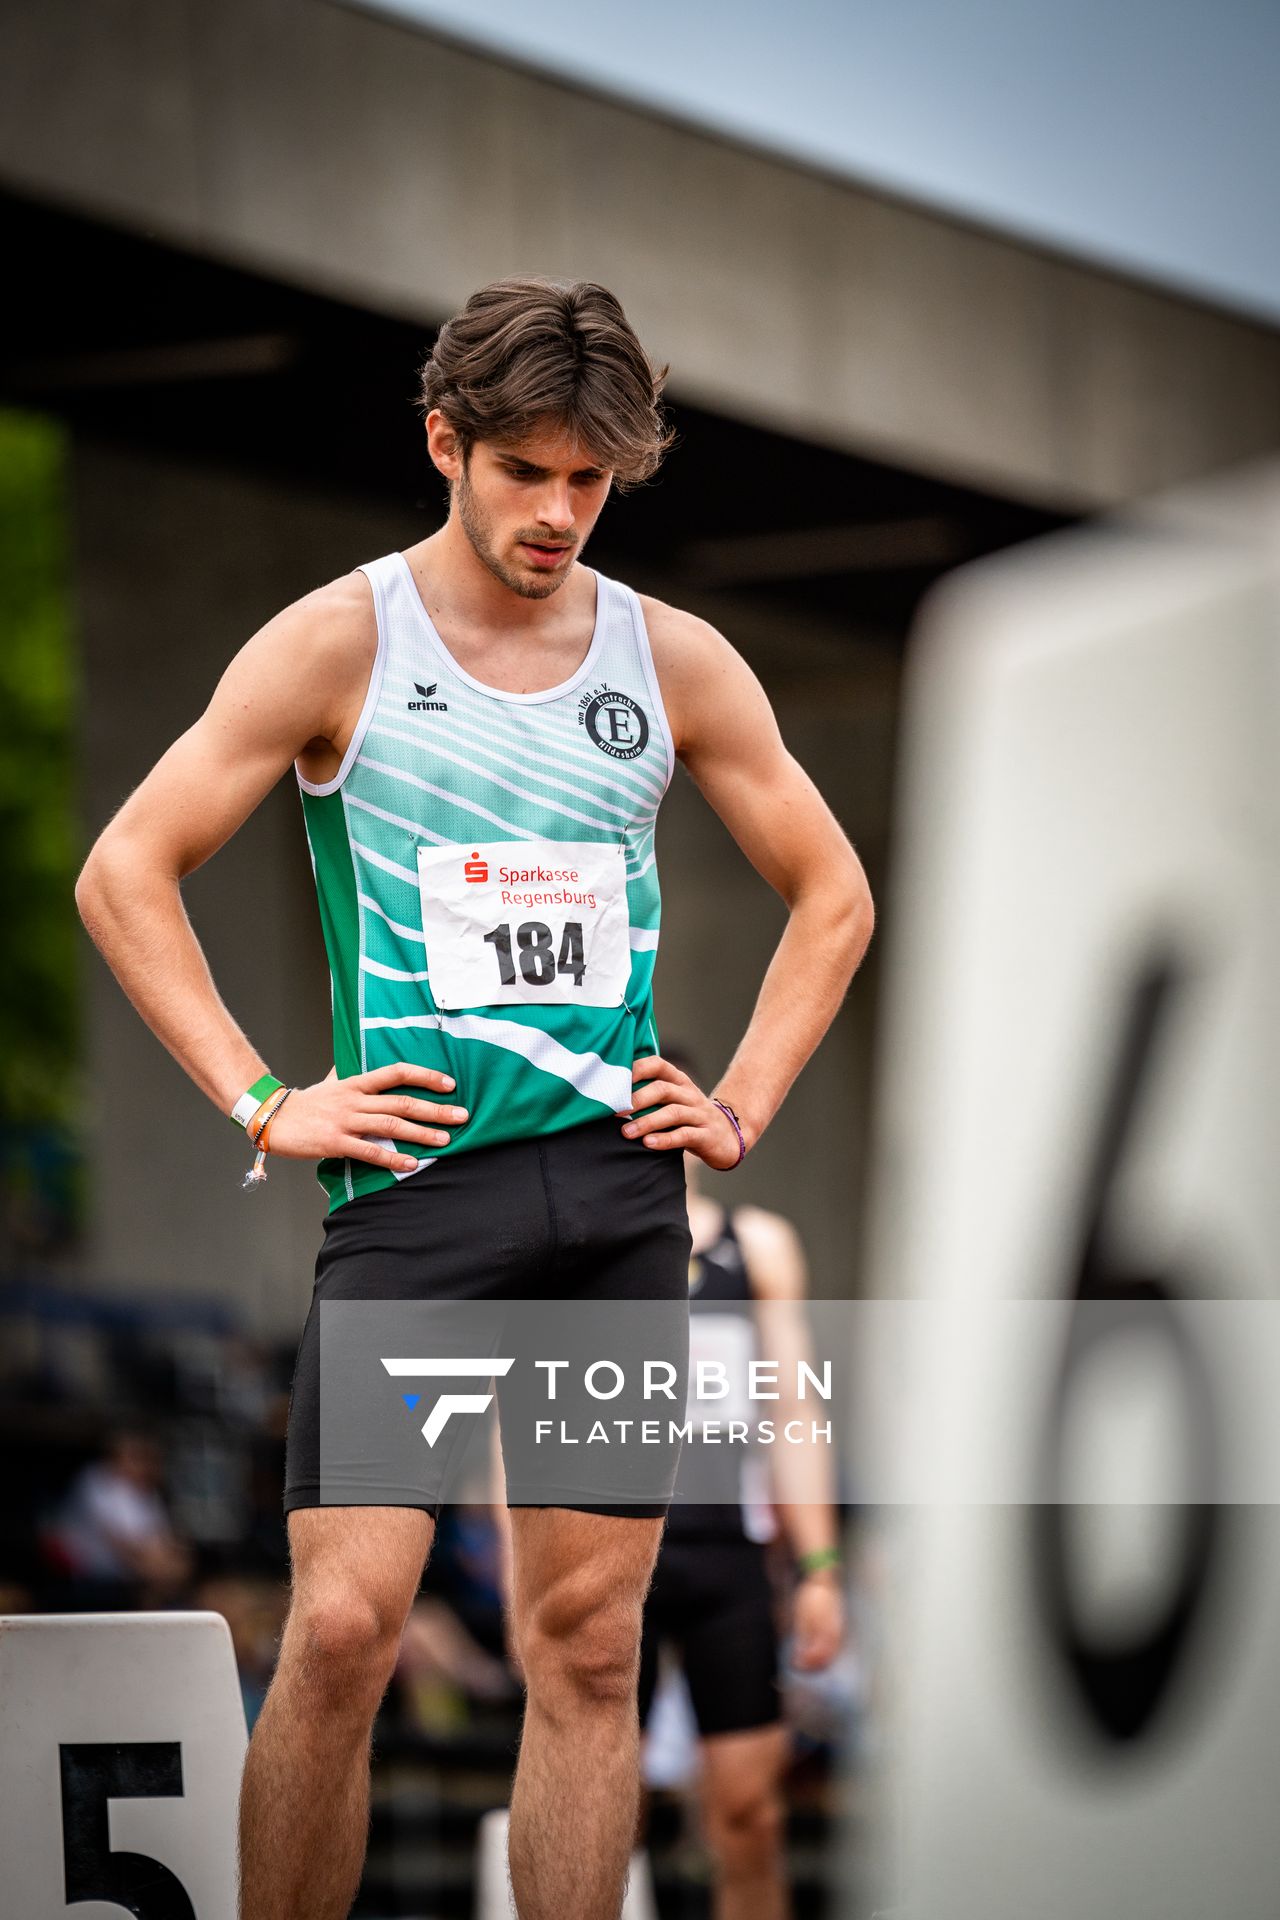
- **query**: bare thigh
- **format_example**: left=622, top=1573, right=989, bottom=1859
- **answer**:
left=510, top=1509, right=665, bottom=1648
left=700, top=1724, right=790, bottom=1812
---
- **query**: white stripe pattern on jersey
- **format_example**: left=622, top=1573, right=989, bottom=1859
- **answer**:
left=358, top=1009, right=633, bottom=1109
left=383, top=682, right=643, bottom=822
left=356, top=893, right=427, bottom=943
left=364, top=724, right=632, bottom=836
left=384, top=669, right=667, bottom=809
left=350, top=839, right=420, bottom=888
left=356, top=753, right=534, bottom=841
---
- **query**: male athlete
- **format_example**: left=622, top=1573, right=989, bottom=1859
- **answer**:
left=637, top=1046, right=845, bottom=1920
left=74, top=277, right=874, bottom=1920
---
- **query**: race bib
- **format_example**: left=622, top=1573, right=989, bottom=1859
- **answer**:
left=417, top=840, right=631, bottom=1011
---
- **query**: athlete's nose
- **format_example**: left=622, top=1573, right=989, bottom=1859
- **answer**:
left=534, top=481, right=575, bottom=533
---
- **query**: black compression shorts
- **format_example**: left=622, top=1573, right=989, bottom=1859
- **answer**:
left=284, top=1113, right=691, bottom=1519
left=638, top=1537, right=783, bottom=1736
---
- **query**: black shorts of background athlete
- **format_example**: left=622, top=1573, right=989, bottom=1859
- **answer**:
left=638, top=1537, right=782, bottom=1736
left=284, top=1113, right=691, bottom=1519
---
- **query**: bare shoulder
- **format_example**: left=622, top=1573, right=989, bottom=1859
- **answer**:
left=637, top=591, right=736, bottom=678
left=733, top=1203, right=808, bottom=1300
left=225, top=569, right=377, bottom=766
left=260, top=569, right=376, bottom=681
left=635, top=591, right=759, bottom=752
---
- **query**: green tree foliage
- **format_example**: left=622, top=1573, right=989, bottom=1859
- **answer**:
left=0, top=410, right=82, bottom=1239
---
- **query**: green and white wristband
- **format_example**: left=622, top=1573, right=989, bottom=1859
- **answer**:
left=231, top=1073, right=284, bottom=1130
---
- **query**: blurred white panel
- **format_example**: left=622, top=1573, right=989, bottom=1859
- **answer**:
left=862, top=464, right=1280, bottom=1918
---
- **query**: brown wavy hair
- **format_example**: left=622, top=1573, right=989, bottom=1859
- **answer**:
left=419, top=277, right=674, bottom=489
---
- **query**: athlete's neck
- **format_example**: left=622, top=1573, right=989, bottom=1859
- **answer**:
left=408, top=521, right=594, bottom=639
left=400, top=525, right=602, bottom=698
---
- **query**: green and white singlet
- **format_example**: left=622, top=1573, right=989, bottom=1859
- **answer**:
left=296, top=551, right=675, bottom=1212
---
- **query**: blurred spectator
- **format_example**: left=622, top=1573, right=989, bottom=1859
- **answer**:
left=40, top=1426, right=193, bottom=1608
left=195, top=1572, right=288, bottom=1730
left=394, top=1595, right=516, bottom=1735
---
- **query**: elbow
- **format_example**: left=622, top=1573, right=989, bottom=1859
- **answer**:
left=74, top=851, right=102, bottom=925
left=796, top=856, right=874, bottom=964
left=833, top=859, right=875, bottom=964
left=74, top=847, right=113, bottom=938
left=74, top=834, right=136, bottom=932
left=856, top=872, right=875, bottom=950
left=849, top=888, right=875, bottom=969
left=75, top=833, right=177, bottom=936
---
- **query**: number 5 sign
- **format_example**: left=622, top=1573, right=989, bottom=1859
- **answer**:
left=0, top=1612, right=247, bottom=1917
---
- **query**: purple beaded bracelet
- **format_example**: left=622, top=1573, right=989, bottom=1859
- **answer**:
left=711, top=1098, right=747, bottom=1168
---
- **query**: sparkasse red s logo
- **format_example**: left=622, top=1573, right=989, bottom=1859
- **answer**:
left=465, top=850, right=489, bottom=883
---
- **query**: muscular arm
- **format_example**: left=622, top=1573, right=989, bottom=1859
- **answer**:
left=74, top=573, right=466, bottom=1171
left=639, top=598, right=874, bottom=1150
left=75, top=575, right=371, bottom=1110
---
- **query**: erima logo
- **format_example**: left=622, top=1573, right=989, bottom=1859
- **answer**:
left=382, top=1356, right=514, bottom=1445
left=408, top=681, right=449, bottom=712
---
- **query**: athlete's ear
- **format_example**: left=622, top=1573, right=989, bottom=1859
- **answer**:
left=425, top=408, right=464, bottom=482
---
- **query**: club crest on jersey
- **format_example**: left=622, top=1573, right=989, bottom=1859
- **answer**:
left=408, top=681, right=449, bottom=712
left=579, top=685, right=649, bottom=760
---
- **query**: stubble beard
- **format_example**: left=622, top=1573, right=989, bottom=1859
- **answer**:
left=455, top=463, right=572, bottom=602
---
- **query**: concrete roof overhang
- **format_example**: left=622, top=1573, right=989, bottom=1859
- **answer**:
left=1, top=0, right=1278, bottom=513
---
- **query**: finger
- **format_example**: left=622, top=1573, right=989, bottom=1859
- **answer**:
left=366, top=1093, right=469, bottom=1126
left=340, top=1134, right=425, bottom=1174
left=356, top=1062, right=458, bottom=1095
left=627, top=1079, right=683, bottom=1114
left=622, top=1102, right=691, bottom=1138
left=633, top=1055, right=691, bottom=1088
left=640, top=1124, right=697, bottom=1151
left=353, top=1112, right=454, bottom=1149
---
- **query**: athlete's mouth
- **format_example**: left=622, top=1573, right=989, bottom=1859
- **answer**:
left=520, top=540, right=573, bottom=568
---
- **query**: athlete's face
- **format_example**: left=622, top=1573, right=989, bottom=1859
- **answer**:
left=434, top=417, right=613, bottom=599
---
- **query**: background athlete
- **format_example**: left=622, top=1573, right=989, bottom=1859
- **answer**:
left=74, top=276, right=875, bottom=1920
left=636, top=1045, right=845, bottom=1920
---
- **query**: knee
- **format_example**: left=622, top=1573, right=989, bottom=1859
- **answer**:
left=519, top=1581, right=640, bottom=1712
left=706, top=1784, right=785, bottom=1871
left=289, top=1591, right=402, bottom=1708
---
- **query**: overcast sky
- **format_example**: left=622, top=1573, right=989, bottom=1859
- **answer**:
left=353, top=0, right=1280, bottom=322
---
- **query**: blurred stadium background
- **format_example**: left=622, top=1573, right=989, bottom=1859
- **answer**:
left=1, top=2, right=1278, bottom=1915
